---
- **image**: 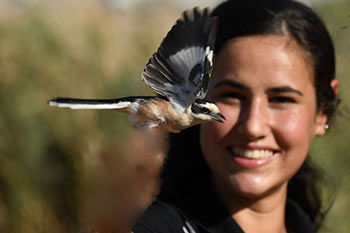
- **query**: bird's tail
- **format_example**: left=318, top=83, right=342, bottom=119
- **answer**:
left=48, top=97, right=131, bottom=110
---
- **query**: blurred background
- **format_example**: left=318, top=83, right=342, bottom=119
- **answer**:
left=0, top=0, right=348, bottom=232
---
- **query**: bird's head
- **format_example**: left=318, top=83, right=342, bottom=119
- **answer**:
left=190, top=99, right=226, bottom=123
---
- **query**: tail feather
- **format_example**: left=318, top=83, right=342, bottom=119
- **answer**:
left=48, top=97, right=131, bottom=110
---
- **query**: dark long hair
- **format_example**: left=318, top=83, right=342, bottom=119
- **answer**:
left=159, top=0, right=339, bottom=230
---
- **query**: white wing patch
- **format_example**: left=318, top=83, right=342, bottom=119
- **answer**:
left=205, top=46, right=214, bottom=67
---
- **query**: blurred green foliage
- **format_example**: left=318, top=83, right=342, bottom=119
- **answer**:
left=0, top=1, right=179, bottom=232
left=311, top=2, right=350, bottom=233
left=0, top=0, right=348, bottom=232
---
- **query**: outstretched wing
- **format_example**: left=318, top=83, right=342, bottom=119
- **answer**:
left=141, top=7, right=217, bottom=112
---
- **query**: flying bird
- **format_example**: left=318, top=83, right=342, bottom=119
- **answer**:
left=49, top=7, right=225, bottom=133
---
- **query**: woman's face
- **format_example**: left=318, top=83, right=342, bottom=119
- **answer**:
left=200, top=35, right=327, bottom=199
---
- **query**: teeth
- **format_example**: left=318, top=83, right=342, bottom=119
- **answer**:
left=232, top=148, right=274, bottom=159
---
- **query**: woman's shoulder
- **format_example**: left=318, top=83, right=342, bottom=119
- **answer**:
left=132, top=200, right=197, bottom=233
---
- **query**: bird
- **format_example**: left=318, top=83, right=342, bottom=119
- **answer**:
left=49, top=7, right=225, bottom=133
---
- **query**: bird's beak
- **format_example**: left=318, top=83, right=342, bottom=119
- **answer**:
left=212, top=112, right=226, bottom=123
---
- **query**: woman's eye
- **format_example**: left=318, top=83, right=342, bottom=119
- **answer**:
left=219, top=92, right=245, bottom=100
left=269, top=96, right=296, bottom=104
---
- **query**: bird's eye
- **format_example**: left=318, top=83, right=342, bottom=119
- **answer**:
left=201, top=107, right=210, bottom=113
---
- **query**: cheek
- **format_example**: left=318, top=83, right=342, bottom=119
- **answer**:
left=200, top=120, right=224, bottom=152
left=200, top=103, right=238, bottom=148
left=199, top=103, right=239, bottom=167
left=272, top=109, right=315, bottom=161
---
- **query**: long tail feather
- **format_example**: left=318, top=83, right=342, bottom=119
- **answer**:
left=48, top=97, right=131, bottom=110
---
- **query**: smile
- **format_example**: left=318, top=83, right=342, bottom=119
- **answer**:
left=231, top=148, right=274, bottom=159
left=227, top=146, right=279, bottom=169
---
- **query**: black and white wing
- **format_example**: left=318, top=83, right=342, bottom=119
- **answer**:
left=141, top=7, right=217, bottom=112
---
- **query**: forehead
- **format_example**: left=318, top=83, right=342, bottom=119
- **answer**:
left=210, top=35, right=314, bottom=89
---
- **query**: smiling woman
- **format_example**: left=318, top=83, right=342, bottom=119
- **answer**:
left=133, top=0, right=340, bottom=233
left=200, top=35, right=332, bottom=226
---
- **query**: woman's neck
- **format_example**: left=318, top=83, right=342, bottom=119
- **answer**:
left=213, top=176, right=288, bottom=233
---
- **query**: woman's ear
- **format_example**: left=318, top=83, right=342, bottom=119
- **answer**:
left=314, top=79, right=339, bottom=136
left=314, top=111, right=328, bottom=136
left=331, top=79, right=339, bottom=94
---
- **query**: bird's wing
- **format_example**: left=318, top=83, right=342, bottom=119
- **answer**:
left=141, top=7, right=217, bottom=112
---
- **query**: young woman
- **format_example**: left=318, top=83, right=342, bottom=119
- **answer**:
left=133, top=0, right=340, bottom=232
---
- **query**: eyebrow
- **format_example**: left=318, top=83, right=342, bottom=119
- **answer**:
left=214, top=80, right=303, bottom=96
left=268, top=86, right=304, bottom=96
left=214, top=80, right=248, bottom=90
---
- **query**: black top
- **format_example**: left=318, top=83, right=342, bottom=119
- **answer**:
left=132, top=176, right=317, bottom=233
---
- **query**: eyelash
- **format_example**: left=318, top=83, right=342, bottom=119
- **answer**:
left=269, top=96, right=296, bottom=104
left=218, top=92, right=296, bottom=104
left=219, top=92, right=245, bottom=100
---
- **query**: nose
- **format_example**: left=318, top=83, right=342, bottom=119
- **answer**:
left=235, top=98, right=269, bottom=140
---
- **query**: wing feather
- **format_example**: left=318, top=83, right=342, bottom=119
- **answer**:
left=141, top=7, right=217, bottom=112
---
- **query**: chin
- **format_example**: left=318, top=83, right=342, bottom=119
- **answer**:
left=215, top=171, right=289, bottom=201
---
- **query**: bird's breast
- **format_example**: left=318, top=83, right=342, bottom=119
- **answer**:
left=129, top=99, right=193, bottom=132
